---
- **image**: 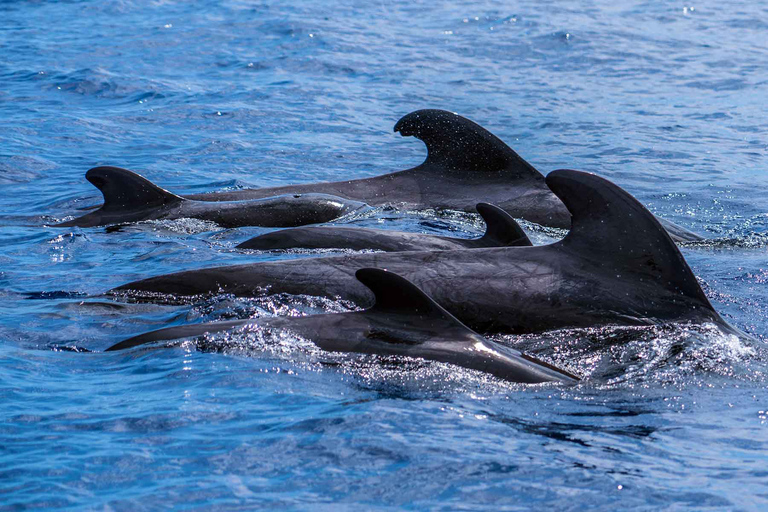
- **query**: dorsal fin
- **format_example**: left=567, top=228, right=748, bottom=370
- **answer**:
left=476, top=203, right=532, bottom=247
left=355, top=268, right=477, bottom=336
left=86, top=166, right=183, bottom=211
left=393, top=109, right=543, bottom=179
left=546, top=170, right=714, bottom=309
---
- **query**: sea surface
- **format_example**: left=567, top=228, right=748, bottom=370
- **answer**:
left=2, top=0, right=768, bottom=510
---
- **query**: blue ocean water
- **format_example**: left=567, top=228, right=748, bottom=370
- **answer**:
left=2, top=0, right=768, bottom=509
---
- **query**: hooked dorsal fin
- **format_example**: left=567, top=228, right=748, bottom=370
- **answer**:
left=355, top=268, right=477, bottom=335
left=476, top=203, right=532, bottom=247
left=546, top=170, right=714, bottom=309
left=86, top=166, right=183, bottom=212
left=393, top=109, right=543, bottom=179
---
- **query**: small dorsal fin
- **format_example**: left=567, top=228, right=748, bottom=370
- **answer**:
left=545, top=170, right=714, bottom=308
left=393, top=109, right=543, bottom=179
left=476, top=203, right=532, bottom=247
left=86, top=166, right=183, bottom=211
left=355, top=268, right=477, bottom=335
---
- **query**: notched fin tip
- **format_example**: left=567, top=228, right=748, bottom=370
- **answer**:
left=392, top=109, right=541, bottom=176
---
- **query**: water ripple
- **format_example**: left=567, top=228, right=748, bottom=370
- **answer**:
left=3, top=0, right=768, bottom=509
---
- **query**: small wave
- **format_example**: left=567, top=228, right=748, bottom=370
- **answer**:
left=0, top=155, right=56, bottom=184
left=89, top=299, right=766, bottom=391
left=188, top=292, right=359, bottom=322
left=122, top=325, right=560, bottom=394
left=101, top=218, right=223, bottom=235
left=48, top=344, right=92, bottom=353
left=24, top=290, right=88, bottom=300
left=141, top=218, right=223, bottom=234
left=236, top=246, right=383, bottom=257
left=508, top=322, right=763, bottom=386
left=35, top=67, right=176, bottom=102
left=403, top=207, right=563, bottom=244
left=681, top=232, right=768, bottom=249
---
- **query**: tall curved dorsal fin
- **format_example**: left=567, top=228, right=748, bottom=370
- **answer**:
left=355, top=268, right=477, bottom=337
left=546, top=170, right=714, bottom=309
left=393, top=109, right=543, bottom=179
left=86, top=166, right=183, bottom=212
left=476, top=203, right=532, bottom=247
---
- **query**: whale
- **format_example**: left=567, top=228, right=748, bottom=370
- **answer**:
left=55, top=166, right=365, bottom=229
left=236, top=203, right=532, bottom=252
left=106, top=269, right=578, bottom=384
left=113, top=170, right=726, bottom=335
left=178, top=109, right=701, bottom=242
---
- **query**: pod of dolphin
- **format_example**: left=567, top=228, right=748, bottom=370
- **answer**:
left=58, top=109, right=738, bottom=384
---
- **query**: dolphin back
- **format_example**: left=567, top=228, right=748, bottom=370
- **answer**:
left=105, top=319, right=250, bottom=351
left=105, top=268, right=577, bottom=384
left=87, top=166, right=183, bottom=212
left=393, top=109, right=543, bottom=179
left=106, top=268, right=478, bottom=352
left=57, top=166, right=184, bottom=227
left=236, top=202, right=531, bottom=252
left=354, top=268, right=477, bottom=334
left=546, top=169, right=716, bottom=316
left=475, top=203, right=532, bottom=247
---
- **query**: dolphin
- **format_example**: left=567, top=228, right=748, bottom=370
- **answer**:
left=178, top=109, right=701, bottom=242
left=106, top=269, right=578, bottom=384
left=183, top=109, right=570, bottom=227
left=236, top=203, right=532, bottom=252
left=113, top=170, right=725, bottom=335
left=55, top=166, right=365, bottom=229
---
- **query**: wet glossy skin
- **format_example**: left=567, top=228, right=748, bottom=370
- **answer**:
left=58, top=193, right=365, bottom=228
left=237, top=203, right=532, bottom=251
left=186, top=109, right=573, bottom=228
left=113, top=171, right=725, bottom=335
left=183, top=109, right=701, bottom=242
left=107, top=269, right=578, bottom=384
left=56, top=166, right=365, bottom=229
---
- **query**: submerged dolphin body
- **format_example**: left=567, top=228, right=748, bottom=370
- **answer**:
left=181, top=109, right=701, bottom=242
left=106, top=269, right=577, bottom=384
left=56, top=166, right=365, bottom=229
left=114, top=170, right=725, bottom=335
left=236, top=203, right=532, bottom=252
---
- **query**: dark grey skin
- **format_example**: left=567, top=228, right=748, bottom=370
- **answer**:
left=113, top=170, right=726, bottom=335
left=180, top=109, right=701, bottom=242
left=236, top=203, right=532, bottom=252
left=106, top=269, right=578, bottom=385
left=56, top=166, right=365, bottom=229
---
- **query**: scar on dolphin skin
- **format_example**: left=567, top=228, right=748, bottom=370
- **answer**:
left=106, top=269, right=578, bottom=385
left=236, top=203, right=532, bottom=252
left=55, top=166, right=366, bottom=229
left=113, top=170, right=736, bottom=337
